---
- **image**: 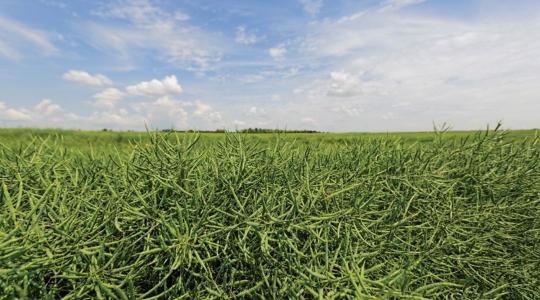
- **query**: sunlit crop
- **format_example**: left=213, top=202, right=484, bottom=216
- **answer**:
left=1, top=129, right=539, bottom=298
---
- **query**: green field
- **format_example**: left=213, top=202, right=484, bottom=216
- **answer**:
left=1, top=128, right=539, bottom=298
left=1, top=127, right=537, bottom=154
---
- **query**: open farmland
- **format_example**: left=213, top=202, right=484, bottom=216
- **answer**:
left=0, top=128, right=539, bottom=298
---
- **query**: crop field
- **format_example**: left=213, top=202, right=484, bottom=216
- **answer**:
left=0, top=128, right=539, bottom=299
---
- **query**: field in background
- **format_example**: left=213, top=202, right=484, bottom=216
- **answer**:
left=1, top=127, right=538, bottom=153
left=1, top=128, right=539, bottom=298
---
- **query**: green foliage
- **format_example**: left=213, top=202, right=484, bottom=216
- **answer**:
left=0, top=128, right=539, bottom=298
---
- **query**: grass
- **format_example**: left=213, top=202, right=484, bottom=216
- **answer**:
left=0, top=127, right=539, bottom=298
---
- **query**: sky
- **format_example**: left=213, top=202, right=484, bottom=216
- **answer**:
left=0, top=0, right=539, bottom=132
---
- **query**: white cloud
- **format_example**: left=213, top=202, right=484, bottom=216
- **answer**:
left=62, top=70, right=113, bottom=86
left=193, top=101, right=222, bottom=123
left=87, top=109, right=142, bottom=128
left=269, top=45, right=287, bottom=61
left=233, top=120, right=246, bottom=127
left=245, top=106, right=268, bottom=117
left=248, top=107, right=258, bottom=114
left=85, top=96, right=191, bottom=129
left=205, top=111, right=222, bottom=123
left=289, top=10, right=540, bottom=130
left=299, top=0, right=324, bottom=16
left=132, top=96, right=188, bottom=128
left=126, top=75, right=183, bottom=96
left=0, top=96, right=190, bottom=130
left=3, top=1, right=540, bottom=132
left=193, top=101, right=212, bottom=116
left=35, top=99, right=62, bottom=115
left=235, top=26, right=257, bottom=45
left=327, top=71, right=361, bottom=97
left=380, top=0, right=427, bottom=12
left=0, top=16, right=58, bottom=60
left=1, top=99, right=64, bottom=124
left=332, top=105, right=363, bottom=116
left=0, top=102, right=31, bottom=121
left=93, top=88, right=124, bottom=109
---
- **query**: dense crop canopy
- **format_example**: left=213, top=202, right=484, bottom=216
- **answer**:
left=1, top=130, right=539, bottom=298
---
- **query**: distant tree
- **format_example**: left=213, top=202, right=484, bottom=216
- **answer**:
left=156, top=128, right=319, bottom=133
left=237, top=128, right=319, bottom=133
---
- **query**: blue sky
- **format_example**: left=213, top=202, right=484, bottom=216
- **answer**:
left=1, top=0, right=539, bottom=131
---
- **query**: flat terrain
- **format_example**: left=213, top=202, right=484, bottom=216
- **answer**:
left=0, top=128, right=539, bottom=298
left=0, top=127, right=537, bottom=153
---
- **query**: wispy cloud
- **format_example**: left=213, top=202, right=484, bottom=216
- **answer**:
left=0, top=16, right=58, bottom=60
left=235, top=26, right=257, bottom=45
left=239, top=74, right=265, bottom=83
left=86, top=0, right=223, bottom=71
left=283, top=8, right=540, bottom=130
left=0, top=40, right=21, bottom=60
left=298, top=0, right=324, bottom=16
left=379, top=0, right=427, bottom=12
left=2, top=0, right=540, bottom=131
